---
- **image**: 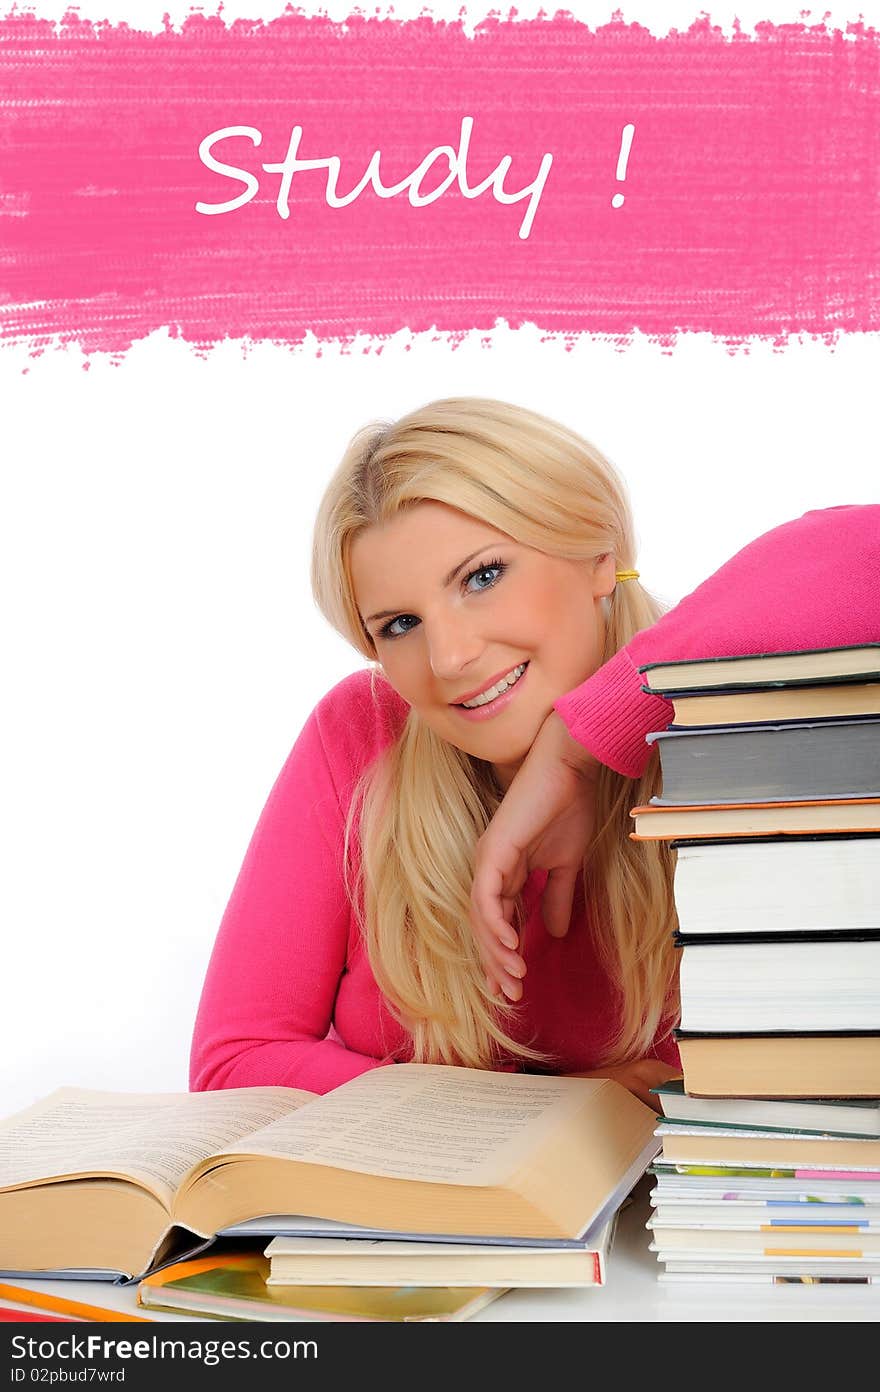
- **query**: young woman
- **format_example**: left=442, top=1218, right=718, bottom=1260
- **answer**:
left=189, top=398, right=879, bottom=1107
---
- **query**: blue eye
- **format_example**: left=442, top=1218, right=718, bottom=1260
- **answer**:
left=381, top=613, right=420, bottom=640
left=464, top=559, right=506, bottom=593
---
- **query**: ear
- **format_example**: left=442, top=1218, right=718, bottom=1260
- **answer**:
left=592, top=552, right=617, bottom=599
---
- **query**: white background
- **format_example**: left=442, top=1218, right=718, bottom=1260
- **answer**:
left=2, top=1, right=878, bottom=1116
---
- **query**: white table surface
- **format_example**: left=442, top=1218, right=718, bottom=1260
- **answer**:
left=6, top=1177, right=880, bottom=1323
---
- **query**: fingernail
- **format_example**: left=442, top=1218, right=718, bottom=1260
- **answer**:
left=500, top=931, right=518, bottom=950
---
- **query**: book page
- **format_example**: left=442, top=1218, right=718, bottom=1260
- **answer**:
left=224, top=1065, right=604, bottom=1186
left=0, top=1086, right=315, bottom=1207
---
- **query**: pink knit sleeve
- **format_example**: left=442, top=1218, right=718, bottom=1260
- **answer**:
left=555, top=505, right=880, bottom=777
left=189, top=683, right=389, bottom=1095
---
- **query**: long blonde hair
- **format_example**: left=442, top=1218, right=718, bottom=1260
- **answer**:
left=312, top=398, right=678, bottom=1068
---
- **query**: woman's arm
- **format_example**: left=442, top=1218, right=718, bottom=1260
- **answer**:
left=557, top=504, right=880, bottom=777
left=473, top=505, right=880, bottom=997
left=567, top=1060, right=682, bottom=1110
left=189, top=678, right=392, bottom=1095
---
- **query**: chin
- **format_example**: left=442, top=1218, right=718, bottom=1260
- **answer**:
left=434, top=714, right=542, bottom=766
left=474, top=733, right=538, bottom=767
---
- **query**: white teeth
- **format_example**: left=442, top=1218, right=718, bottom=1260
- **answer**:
left=461, top=663, right=526, bottom=709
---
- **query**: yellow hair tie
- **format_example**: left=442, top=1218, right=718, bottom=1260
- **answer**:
left=615, top=569, right=640, bottom=582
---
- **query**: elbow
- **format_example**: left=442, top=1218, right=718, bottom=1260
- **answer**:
left=189, top=1033, right=317, bottom=1092
left=189, top=1024, right=258, bottom=1093
left=189, top=1040, right=233, bottom=1093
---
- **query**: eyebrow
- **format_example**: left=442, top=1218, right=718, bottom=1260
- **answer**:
left=363, top=545, right=502, bottom=627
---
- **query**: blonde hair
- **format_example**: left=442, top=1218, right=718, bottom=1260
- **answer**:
left=312, top=398, right=678, bottom=1069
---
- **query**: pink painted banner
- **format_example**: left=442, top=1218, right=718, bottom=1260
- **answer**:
left=0, top=11, right=878, bottom=352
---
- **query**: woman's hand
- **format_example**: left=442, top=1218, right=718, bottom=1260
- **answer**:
left=568, top=1061, right=682, bottom=1110
left=471, top=710, right=601, bottom=1001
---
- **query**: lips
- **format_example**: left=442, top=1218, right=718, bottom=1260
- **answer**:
left=453, top=662, right=529, bottom=709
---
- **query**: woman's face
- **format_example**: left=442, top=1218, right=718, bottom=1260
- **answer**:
left=351, top=502, right=615, bottom=785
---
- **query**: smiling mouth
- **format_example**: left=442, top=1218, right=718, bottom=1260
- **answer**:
left=456, top=663, right=528, bottom=709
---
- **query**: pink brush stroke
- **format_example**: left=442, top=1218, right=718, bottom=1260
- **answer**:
left=0, top=11, right=878, bottom=354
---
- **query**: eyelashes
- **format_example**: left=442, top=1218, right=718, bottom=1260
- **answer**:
left=379, top=613, right=419, bottom=640
left=377, top=557, right=508, bottom=641
left=464, top=558, right=507, bottom=593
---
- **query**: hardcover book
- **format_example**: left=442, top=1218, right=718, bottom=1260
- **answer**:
left=639, top=644, right=880, bottom=694
left=646, top=718, right=880, bottom=805
left=659, top=682, right=880, bottom=728
left=651, top=1080, right=880, bottom=1138
left=671, top=836, right=880, bottom=937
left=629, top=798, right=880, bottom=841
left=671, top=1031, right=880, bottom=1098
left=648, top=1200, right=880, bottom=1226
left=676, top=934, right=880, bottom=1033
left=647, top=1222, right=880, bottom=1256
left=655, top=1126, right=880, bottom=1168
left=658, top=1258, right=880, bottom=1278
left=263, top=1218, right=617, bottom=1289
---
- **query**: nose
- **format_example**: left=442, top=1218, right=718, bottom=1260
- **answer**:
left=425, top=611, right=484, bottom=681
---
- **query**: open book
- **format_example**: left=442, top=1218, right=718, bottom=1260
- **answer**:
left=0, top=1064, right=659, bottom=1283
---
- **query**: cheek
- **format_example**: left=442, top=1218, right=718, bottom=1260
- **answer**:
left=547, top=596, right=604, bottom=678
left=378, top=648, right=430, bottom=707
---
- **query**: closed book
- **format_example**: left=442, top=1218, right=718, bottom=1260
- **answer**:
left=651, top=1080, right=880, bottom=1138
left=0, top=1066, right=659, bottom=1282
left=647, top=1222, right=880, bottom=1256
left=657, top=1257, right=880, bottom=1277
left=659, top=682, right=880, bottom=728
left=650, top=1168, right=880, bottom=1203
left=630, top=798, right=880, bottom=841
left=656, top=1126, right=880, bottom=1169
left=649, top=1201, right=880, bottom=1226
left=647, top=718, right=880, bottom=805
left=137, top=1251, right=504, bottom=1322
left=639, top=643, right=880, bottom=694
left=676, top=934, right=880, bottom=1033
left=264, top=1221, right=615, bottom=1289
left=672, top=1030, right=880, bottom=1098
left=672, top=835, right=880, bottom=936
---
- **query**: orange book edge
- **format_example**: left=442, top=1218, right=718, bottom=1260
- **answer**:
left=139, top=1253, right=258, bottom=1292
left=629, top=797, right=880, bottom=840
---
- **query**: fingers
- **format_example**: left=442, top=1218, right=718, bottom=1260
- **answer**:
left=476, top=932, right=526, bottom=1003
left=627, top=1061, right=683, bottom=1108
left=479, top=926, right=526, bottom=1002
left=496, top=901, right=519, bottom=951
left=471, top=847, right=527, bottom=935
left=633, top=1059, right=684, bottom=1088
left=471, top=851, right=528, bottom=1002
left=618, top=1074, right=656, bottom=1110
left=631, top=1084, right=655, bottom=1109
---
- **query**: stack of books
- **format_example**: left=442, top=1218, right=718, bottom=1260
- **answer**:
left=137, top=1209, right=622, bottom=1321
left=630, top=642, right=880, bottom=1284
left=0, top=1064, right=660, bottom=1320
left=647, top=1084, right=880, bottom=1285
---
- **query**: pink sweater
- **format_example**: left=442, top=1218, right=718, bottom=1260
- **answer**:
left=190, top=506, right=880, bottom=1095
